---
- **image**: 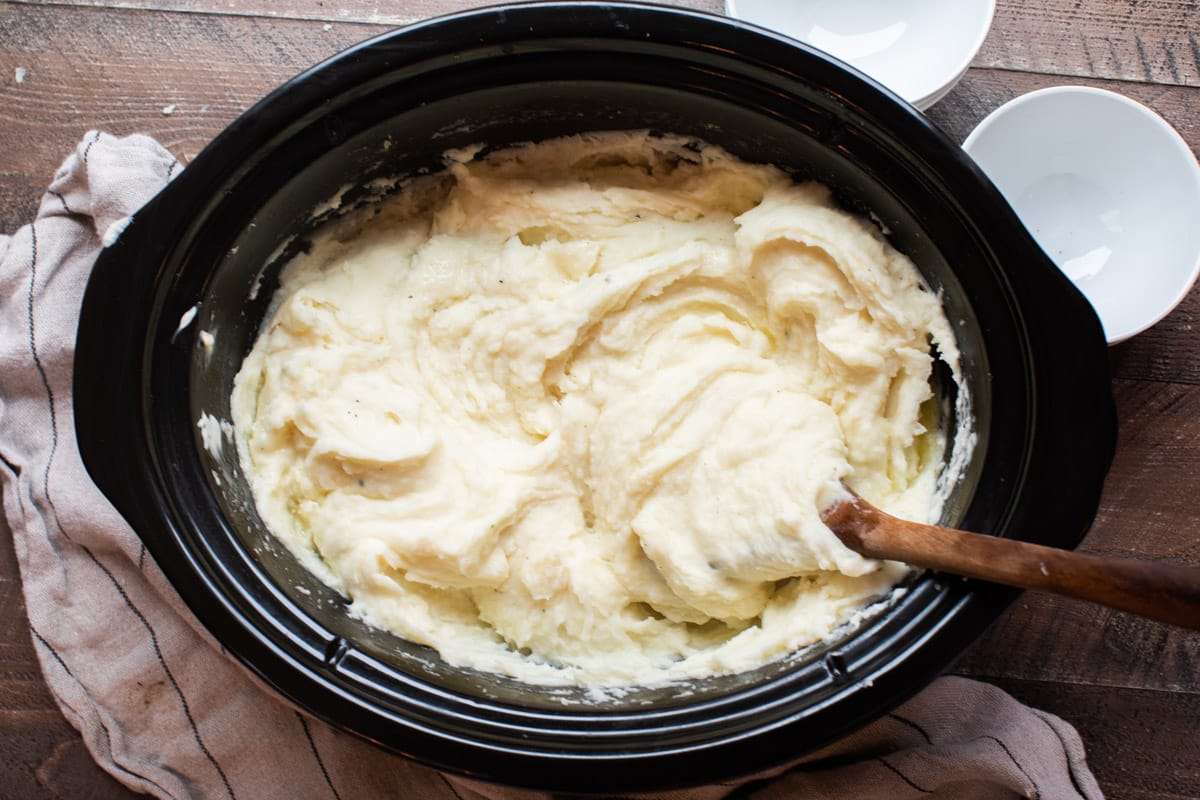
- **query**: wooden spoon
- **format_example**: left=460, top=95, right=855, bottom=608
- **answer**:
left=821, top=490, right=1200, bottom=630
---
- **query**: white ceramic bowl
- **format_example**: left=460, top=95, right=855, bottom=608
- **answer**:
left=724, top=0, right=995, bottom=110
left=963, top=86, right=1200, bottom=344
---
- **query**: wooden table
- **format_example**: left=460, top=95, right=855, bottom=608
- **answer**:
left=2, top=1, right=1198, bottom=797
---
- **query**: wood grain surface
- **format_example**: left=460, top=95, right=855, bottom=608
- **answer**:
left=2, top=0, right=1199, bottom=798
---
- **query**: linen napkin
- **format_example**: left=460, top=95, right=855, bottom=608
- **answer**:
left=0, top=130, right=1104, bottom=800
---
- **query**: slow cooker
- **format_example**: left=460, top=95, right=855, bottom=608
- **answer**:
left=74, top=2, right=1116, bottom=792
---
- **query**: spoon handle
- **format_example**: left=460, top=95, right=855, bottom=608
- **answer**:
left=822, top=494, right=1200, bottom=630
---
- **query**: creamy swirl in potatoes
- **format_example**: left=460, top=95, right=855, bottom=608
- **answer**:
left=231, top=131, right=961, bottom=686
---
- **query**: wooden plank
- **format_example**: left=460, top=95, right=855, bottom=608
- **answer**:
left=1108, top=297, right=1200, bottom=385
left=954, top=589, right=1200, bottom=693
left=1103, top=379, right=1200, bottom=537
left=1, top=708, right=141, bottom=799
left=927, top=68, right=1200, bottom=151
left=14, top=0, right=1199, bottom=87
left=981, top=0, right=1200, bottom=87
left=8, top=0, right=724, bottom=25
left=953, top=376, right=1200, bottom=695
left=0, top=3, right=392, bottom=233
left=9, top=0, right=489, bottom=24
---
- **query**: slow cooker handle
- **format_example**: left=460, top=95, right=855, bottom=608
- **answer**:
left=73, top=186, right=178, bottom=531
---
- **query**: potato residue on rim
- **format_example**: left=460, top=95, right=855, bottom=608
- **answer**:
left=231, top=131, right=962, bottom=686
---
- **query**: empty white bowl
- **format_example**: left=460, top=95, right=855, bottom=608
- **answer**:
left=963, top=86, right=1200, bottom=344
left=724, top=0, right=995, bottom=109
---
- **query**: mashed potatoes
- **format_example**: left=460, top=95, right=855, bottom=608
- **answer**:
left=231, top=131, right=960, bottom=686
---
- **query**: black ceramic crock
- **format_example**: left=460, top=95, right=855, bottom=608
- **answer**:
left=73, top=2, right=1117, bottom=793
